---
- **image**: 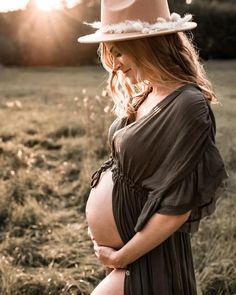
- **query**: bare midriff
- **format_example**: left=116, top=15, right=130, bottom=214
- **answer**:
left=86, top=169, right=124, bottom=249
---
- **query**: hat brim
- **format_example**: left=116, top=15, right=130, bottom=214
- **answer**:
left=78, top=22, right=197, bottom=44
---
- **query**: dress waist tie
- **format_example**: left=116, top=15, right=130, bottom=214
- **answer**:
left=90, top=156, right=114, bottom=188
left=111, top=166, right=148, bottom=194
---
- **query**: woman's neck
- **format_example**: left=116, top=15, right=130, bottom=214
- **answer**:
left=134, top=82, right=186, bottom=121
left=151, top=82, right=185, bottom=97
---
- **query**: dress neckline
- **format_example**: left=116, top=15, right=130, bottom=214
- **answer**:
left=129, top=83, right=191, bottom=125
left=111, top=83, right=193, bottom=154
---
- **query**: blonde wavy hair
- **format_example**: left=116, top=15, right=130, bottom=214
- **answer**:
left=99, top=32, right=217, bottom=118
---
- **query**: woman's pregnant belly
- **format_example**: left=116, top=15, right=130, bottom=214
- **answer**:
left=86, top=169, right=124, bottom=249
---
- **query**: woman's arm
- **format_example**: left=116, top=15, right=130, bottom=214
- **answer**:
left=94, top=210, right=191, bottom=269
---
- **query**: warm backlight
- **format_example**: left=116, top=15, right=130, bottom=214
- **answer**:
left=35, top=0, right=62, bottom=11
left=0, top=0, right=80, bottom=12
left=34, top=0, right=80, bottom=11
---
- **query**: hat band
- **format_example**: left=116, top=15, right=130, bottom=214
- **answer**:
left=85, top=13, right=192, bottom=35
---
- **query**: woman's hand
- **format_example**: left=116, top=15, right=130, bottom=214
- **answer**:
left=93, top=241, right=127, bottom=269
left=87, top=228, right=115, bottom=272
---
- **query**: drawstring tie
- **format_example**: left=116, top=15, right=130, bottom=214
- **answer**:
left=90, top=156, right=114, bottom=188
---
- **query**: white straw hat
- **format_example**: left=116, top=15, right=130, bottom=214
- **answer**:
left=78, top=0, right=197, bottom=43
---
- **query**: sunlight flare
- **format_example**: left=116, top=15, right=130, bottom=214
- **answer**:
left=67, top=0, right=81, bottom=8
left=35, top=0, right=62, bottom=11
left=0, top=0, right=81, bottom=12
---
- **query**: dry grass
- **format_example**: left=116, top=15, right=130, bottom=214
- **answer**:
left=0, top=62, right=235, bottom=294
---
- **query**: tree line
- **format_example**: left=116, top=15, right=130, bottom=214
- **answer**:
left=0, top=0, right=235, bottom=66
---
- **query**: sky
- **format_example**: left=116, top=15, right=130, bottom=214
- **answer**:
left=0, top=0, right=81, bottom=12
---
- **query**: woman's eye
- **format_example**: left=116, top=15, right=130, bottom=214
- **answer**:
left=116, top=53, right=122, bottom=57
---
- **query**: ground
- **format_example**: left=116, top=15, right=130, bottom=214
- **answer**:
left=0, top=61, right=235, bottom=294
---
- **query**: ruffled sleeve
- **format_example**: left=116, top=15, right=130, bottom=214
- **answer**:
left=134, top=90, right=228, bottom=234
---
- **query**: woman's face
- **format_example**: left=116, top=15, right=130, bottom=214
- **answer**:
left=104, top=42, right=143, bottom=84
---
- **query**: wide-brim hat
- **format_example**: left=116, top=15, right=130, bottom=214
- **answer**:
left=78, top=0, right=197, bottom=44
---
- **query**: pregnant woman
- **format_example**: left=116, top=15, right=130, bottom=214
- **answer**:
left=78, top=0, right=228, bottom=294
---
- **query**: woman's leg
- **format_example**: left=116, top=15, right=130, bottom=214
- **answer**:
left=91, top=269, right=125, bottom=295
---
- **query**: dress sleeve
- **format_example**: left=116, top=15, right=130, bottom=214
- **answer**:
left=135, top=92, right=228, bottom=233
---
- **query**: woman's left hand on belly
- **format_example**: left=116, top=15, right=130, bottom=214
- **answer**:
left=93, top=240, right=127, bottom=269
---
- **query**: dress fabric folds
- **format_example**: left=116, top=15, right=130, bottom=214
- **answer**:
left=91, top=84, right=228, bottom=295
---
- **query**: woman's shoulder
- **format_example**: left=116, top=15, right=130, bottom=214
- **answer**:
left=178, top=83, right=206, bottom=102
left=174, top=84, right=209, bottom=115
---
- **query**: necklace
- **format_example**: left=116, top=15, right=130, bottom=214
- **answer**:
left=133, top=86, right=153, bottom=111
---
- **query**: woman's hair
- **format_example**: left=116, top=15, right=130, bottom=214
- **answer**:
left=99, top=32, right=217, bottom=118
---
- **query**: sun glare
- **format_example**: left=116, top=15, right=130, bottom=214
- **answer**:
left=34, top=0, right=80, bottom=12
left=0, top=0, right=80, bottom=12
left=35, top=0, right=61, bottom=11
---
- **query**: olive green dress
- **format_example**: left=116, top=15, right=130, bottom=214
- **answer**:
left=91, top=84, right=228, bottom=295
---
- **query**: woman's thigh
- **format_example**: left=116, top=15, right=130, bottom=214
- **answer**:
left=91, top=269, right=125, bottom=295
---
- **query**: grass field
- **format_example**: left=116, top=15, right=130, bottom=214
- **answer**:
left=0, top=61, right=235, bottom=294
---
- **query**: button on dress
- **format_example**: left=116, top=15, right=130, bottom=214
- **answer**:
left=91, top=84, right=228, bottom=295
